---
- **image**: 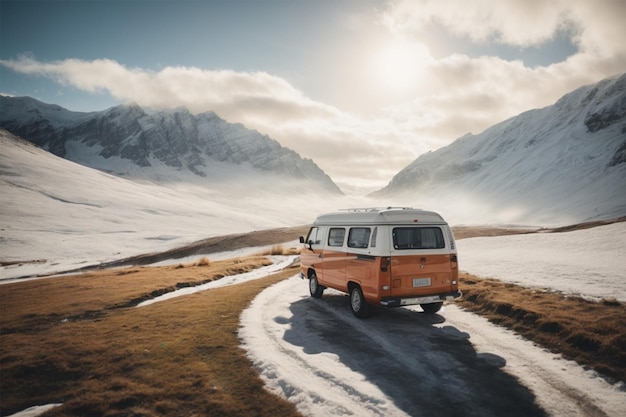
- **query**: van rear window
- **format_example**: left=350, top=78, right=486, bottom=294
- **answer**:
left=393, top=227, right=445, bottom=249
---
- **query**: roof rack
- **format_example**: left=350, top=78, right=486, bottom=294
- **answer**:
left=339, top=207, right=417, bottom=212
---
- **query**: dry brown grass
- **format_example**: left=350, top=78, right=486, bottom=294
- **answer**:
left=258, top=244, right=301, bottom=256
left=457, top=272, right=626, bottom=383
left=0, top=256, right=272, bottom=335
left=0, top=258, right=302, bottom=417
left=193, top=256, right=211, bottom=267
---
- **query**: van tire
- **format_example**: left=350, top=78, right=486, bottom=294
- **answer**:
left=421, top=302, right=443, bottom=314
left=349, top=285, right=370, bottom=318
left=309, top=272, right=324, bottom=298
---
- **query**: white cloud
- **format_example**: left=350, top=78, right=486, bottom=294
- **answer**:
left=375, top=0, right=626, bottom=136
left=382, top=0, right=625, bottom=51
left=1, top=55, right=339, bottom=122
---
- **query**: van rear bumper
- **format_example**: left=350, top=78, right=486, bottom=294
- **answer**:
left=380, top=291, right=462, bottom=307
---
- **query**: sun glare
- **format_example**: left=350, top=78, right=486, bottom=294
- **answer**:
left=371, top=38, right=430, bottom=95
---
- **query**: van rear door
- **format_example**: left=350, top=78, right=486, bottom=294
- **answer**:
left=389, top=226, right=454, bottom=298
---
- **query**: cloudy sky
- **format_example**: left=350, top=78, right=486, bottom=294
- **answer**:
left=1, top=0, right=625, bottom=190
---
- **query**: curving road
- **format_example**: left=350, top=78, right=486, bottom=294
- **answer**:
left=240, top=274, right=626, bottom=417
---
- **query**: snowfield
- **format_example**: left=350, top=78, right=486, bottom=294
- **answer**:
left=0, top=130, right=351, bottom=281
left=457, top=222, right=626, bottom=301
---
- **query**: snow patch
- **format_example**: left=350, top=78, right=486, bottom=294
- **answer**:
left=137, top=255, right=297, bottom=307
left=6, top=404, right=63, bottom=417
left=457, top=222, right=626, bottom=301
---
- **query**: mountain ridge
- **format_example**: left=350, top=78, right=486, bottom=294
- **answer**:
left=0, top=96, right=342, bottom=193
left=373, top=72, right=626, bottom=224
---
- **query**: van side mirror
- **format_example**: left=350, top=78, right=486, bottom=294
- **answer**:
left=299, top=236, right=315, bottom=251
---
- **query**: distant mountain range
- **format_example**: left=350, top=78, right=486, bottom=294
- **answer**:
left=0, top=96, right=342, bottom=193
left=374, top=72, right=626, bottom=223
left=2, top=73, right=625, bottom=224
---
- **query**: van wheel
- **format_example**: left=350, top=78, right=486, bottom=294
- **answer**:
left=421, top=302, right=443, bottom=314
left=350, top=285, right=370, bottom=318
left=309, top=272, right=324, bottom=298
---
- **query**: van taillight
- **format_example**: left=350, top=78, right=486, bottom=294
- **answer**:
left=451, top=254, right=457, bottom=263
left=381, top=256, right=390, bottom=272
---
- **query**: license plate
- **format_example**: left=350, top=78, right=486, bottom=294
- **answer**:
left=412, top=277, right=431, bottom=287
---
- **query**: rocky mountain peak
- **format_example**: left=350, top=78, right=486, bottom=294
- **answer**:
left=373, top=73, right=626, bottom=223
left=0, top=97, right=342, bottom=193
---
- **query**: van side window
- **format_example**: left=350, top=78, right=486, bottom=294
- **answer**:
left=393, top=227, right=445, bottom=249
left=328, top=228, right=346, bottom=247
left=306, top=227, right=322, bottom=245
left=370, top=227, right=378, bottom=248
left=348, top=227, right=371, bottom=248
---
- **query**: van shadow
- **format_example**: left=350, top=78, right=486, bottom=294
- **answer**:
left=283, top=294, right=547, bottom=417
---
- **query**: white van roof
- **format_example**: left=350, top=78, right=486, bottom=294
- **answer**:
left=313, top=207, right=447, bottom=226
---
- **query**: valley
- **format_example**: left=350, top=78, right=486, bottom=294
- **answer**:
left=1, top=70, right=625, bottom=417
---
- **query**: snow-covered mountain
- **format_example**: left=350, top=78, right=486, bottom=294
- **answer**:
left=0, top=128, right=353, bottom=278
left=0, top=96, right=341, bottom=193
left=374, top=73, right=626, bottom=224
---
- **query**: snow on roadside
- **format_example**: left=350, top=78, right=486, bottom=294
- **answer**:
left=438, top=304, right=626, bottom=417
left=457, top=222, right=626, bottom=301
left=137, top=255, right=297, bottom=307
left=240, top=276, right=411, bottom=417
left=5, top=404, right=62, bottom=417
left=240, top=276, right=626, bottom=417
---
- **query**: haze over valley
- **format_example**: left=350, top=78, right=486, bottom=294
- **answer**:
left=1, top=72, right=625, bottom=280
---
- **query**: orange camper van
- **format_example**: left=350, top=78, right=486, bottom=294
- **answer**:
left=299, top=207, right=461, bottom=318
